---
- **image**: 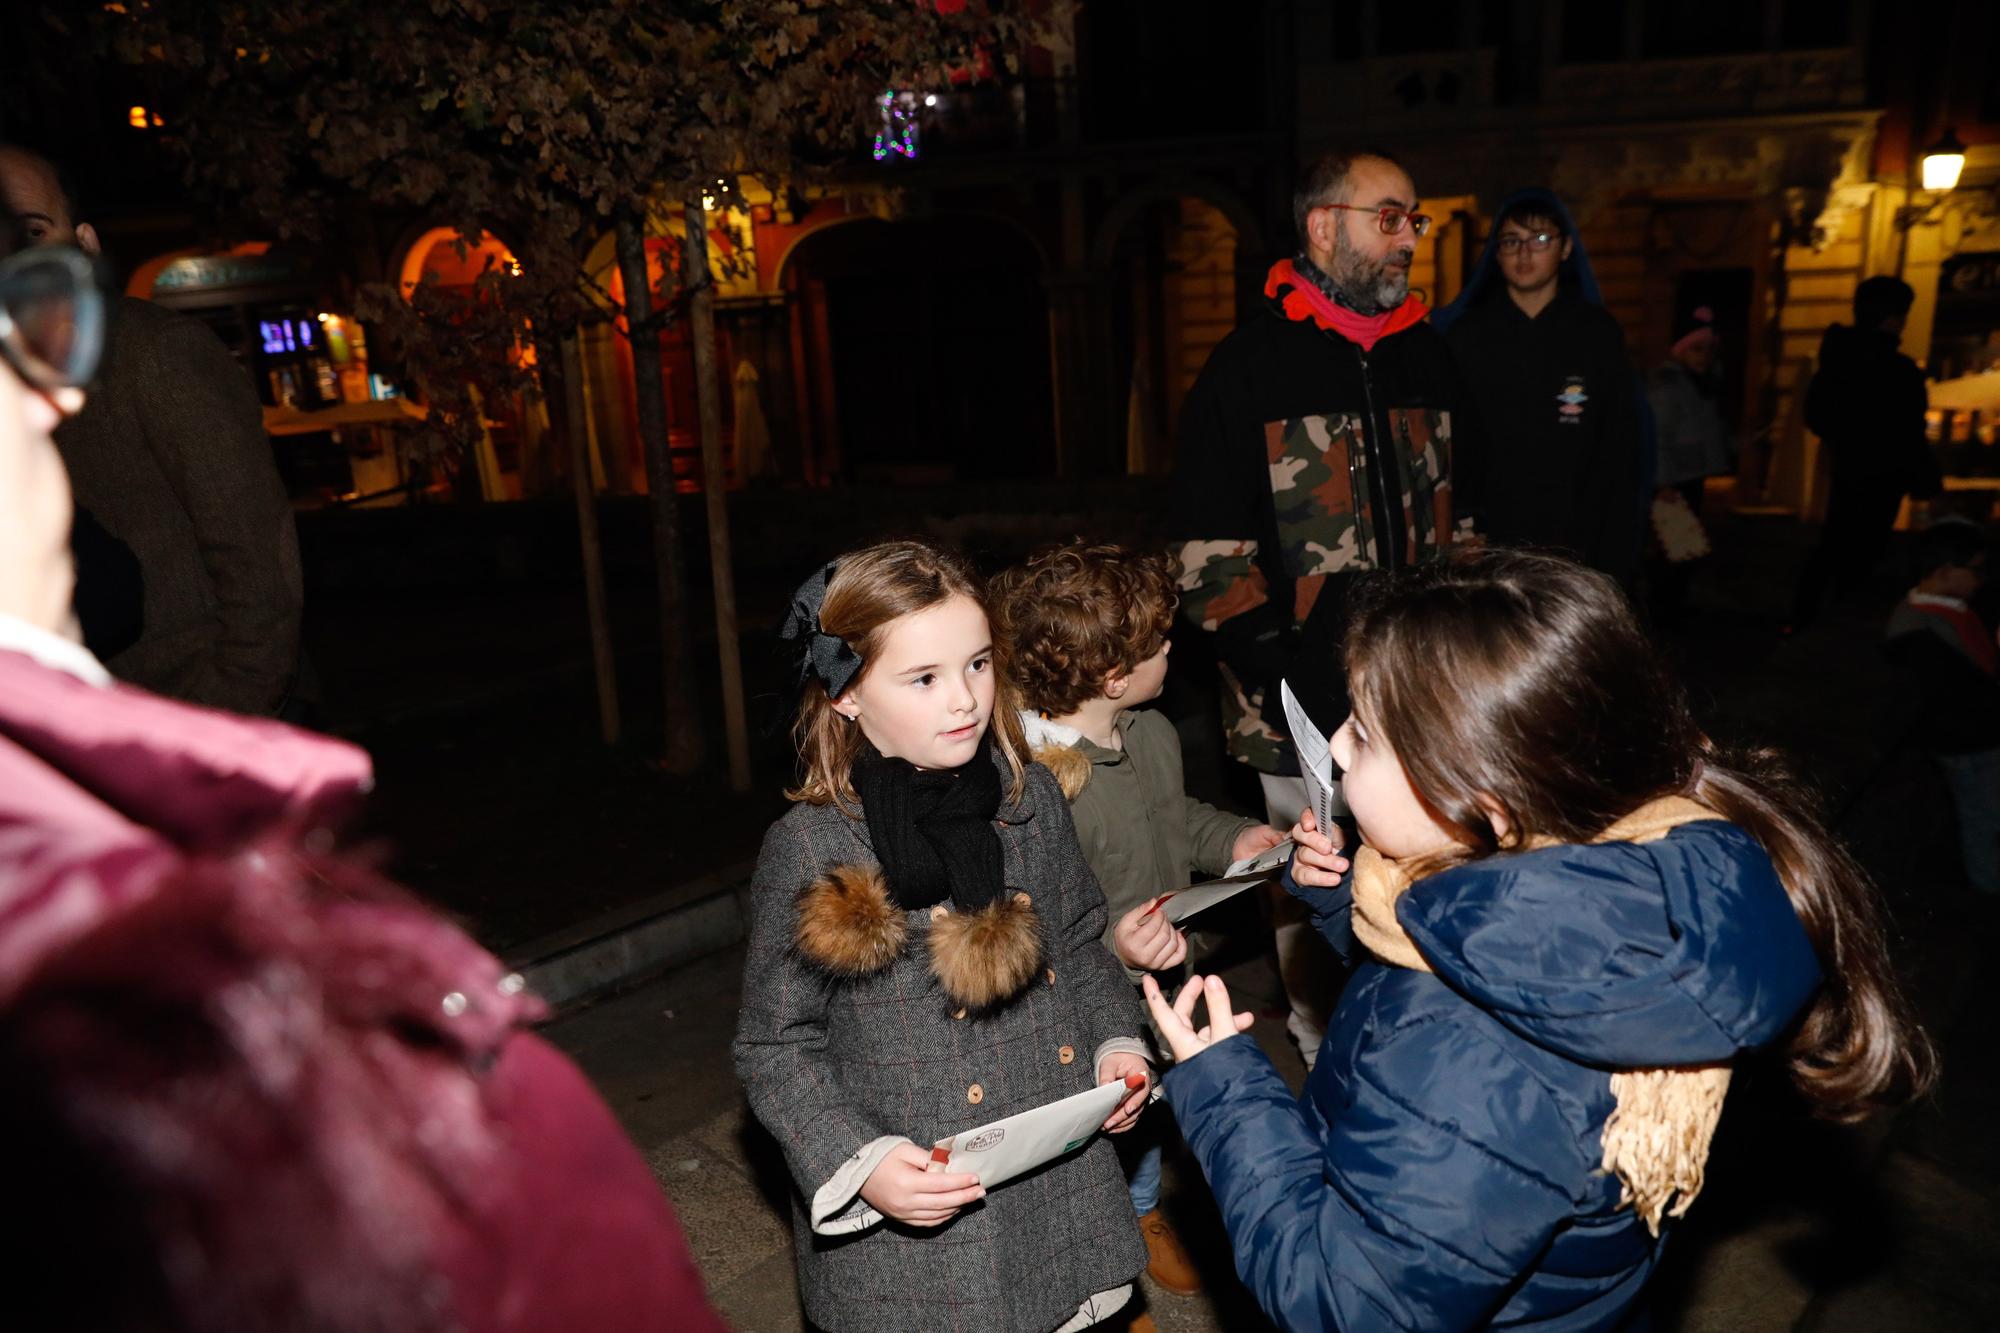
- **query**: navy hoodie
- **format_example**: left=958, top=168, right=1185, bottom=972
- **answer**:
left=1439, top=191, right=1646, bottom=584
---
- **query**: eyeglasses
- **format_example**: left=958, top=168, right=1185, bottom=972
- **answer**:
left=1496, top=232, right=1558, bottom=254
left=1317, top=203, right=1433, bottom=239
left=0, top=246, right=105, bottom=392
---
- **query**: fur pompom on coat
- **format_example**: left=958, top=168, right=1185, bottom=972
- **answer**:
left=794, top=864, right=907, bottom=978
left=794, top=863, right=1043, bottom=1010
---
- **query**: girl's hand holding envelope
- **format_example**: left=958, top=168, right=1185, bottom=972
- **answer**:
left=1098, top=1052, right=1152, bottom=1133
left=861, top=1144, right=985, bottom=1227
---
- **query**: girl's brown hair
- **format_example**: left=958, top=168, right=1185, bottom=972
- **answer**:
left=1344, top=549, right=1935, bottom=1122
left=787, top=539, right=1031, bottom=809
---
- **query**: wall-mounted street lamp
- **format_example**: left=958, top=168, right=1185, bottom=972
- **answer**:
left=1921, top=128, right=1968, bottom=193
left=1895, top=127, right=1989, bottom=275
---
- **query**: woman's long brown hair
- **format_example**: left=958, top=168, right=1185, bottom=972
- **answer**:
left=787, top=538, right=1031, bottom=810
left=1343, top=549, right=1935, bottom=1121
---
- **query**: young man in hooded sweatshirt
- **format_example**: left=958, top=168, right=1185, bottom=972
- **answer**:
left=1170, top=149, right=1477, bottom=1066
left=1437, top=189, right=1645, bottom=587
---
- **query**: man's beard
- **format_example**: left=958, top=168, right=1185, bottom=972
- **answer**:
left=1329, top=227, right=1412, bottom=315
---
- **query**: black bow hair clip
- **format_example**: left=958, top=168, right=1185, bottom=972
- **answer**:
left=778, top=560, right=864, bottom=699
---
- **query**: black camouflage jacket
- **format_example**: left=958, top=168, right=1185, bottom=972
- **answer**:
left=1170, top=262, right=1475, bottom=772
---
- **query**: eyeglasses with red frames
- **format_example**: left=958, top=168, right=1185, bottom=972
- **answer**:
left=1316, top=203, right=1433, bottom=239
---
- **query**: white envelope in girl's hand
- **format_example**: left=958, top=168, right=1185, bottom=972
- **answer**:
left=927, top=1076, right=1142, bottom=1188
left=1144, top=837, right=1295, bottom=924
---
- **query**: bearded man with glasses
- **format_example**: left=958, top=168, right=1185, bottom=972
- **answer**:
left=1434, top=189, right=1645, bottom=589
left=1170, top=149, right=1481, bottom=1069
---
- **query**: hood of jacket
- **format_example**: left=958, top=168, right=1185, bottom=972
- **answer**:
left=0, top=647, right=373, bottom=853
left=1394, top=820, right=1822, bottom=1067
left=1018, top=710, right=1104, bottom=802
left=0, top=646, right=377, bottom=1004
left=1433, top=188, right=1604, bottom=334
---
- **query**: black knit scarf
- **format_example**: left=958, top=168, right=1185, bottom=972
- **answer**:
left=854, top=747, right=1007, bottom=913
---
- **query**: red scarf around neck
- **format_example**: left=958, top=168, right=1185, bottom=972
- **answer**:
left=1265, top=258, right=1429, bottom=351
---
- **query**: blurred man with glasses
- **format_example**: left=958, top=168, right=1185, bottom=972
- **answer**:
left=0, top=143, right=302, bottom=717
left=1435, top=189, right=1645, bottom=589
left=1170, top=150, right=1480, bottom=1068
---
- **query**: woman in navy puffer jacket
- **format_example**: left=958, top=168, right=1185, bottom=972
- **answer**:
left=1146, top=552, right=1935, bottom=1331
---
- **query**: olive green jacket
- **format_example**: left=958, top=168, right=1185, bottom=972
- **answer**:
left=1021, top=709, right=1258, bottom=942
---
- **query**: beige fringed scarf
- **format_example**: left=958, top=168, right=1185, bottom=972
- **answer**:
left=1351, top=795, right=1732, bottom=1236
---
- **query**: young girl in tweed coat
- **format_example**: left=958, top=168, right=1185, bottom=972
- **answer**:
left=733, top=539, right=1161, bottom=1333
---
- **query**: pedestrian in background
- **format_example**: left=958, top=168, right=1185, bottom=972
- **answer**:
left=1788, top=276, right=1943, bottom=632
left=1885, top=517, right=2000, bottom=895
left=0, top=143, right=304, bottom=715
left=1439, top=187, right=1645, bottom=587
left=1646, top=305, right=1735, bottom=625
left=1172, top=148, right=1476, bottom=1069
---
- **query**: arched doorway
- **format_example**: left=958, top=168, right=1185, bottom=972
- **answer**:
left=396, top=228, right=547, bottom=501
left=1101, top=196, right=1241, bottom=475
left=781, top=215, right=1054, bottom=484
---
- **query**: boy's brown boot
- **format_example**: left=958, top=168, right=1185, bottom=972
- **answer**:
left=1139, top=1208, right=1202, bottom=1296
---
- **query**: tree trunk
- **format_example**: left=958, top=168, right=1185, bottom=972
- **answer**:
left=615, top=208, right=704, bottom=772
left=683, top=206, right=752, bottom=793
left=560, top=333, right=621, bottom=745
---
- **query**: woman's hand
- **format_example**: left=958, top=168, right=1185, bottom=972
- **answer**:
left=1140, top=974, right=1256, bottom=1064
left=1098, top=1052, right=1152, bottom=1133
left=1288, top=807, right=1350, bottom=889
left=858, top=1143, right=985, bottom=1228
left=1229, top=822, right=1286, bottom=865
left=1112, top=898, right=1187, bottom=972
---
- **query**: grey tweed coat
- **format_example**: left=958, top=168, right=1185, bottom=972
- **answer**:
left=733, top=758, right=1150, bottom=1333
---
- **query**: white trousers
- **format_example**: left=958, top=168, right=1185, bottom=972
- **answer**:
left=1258, top=772, right=1343, bottom=1071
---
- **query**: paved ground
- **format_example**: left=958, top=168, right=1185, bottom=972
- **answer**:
left=543, top=510, right=2000, bottom=1331
left=548, top=895, right=1998, bottom=1332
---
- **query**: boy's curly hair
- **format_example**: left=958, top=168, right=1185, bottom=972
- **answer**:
left=991, top=541, right=1179, bottom=717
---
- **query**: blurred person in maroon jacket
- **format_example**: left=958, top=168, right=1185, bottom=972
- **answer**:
left=0, top=219, right=725, bottom=1333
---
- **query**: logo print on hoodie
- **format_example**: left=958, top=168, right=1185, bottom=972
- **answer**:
left=1556, top=376, right=1588, bottom=423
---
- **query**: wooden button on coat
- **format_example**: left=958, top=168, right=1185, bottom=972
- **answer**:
left=1045, top=967, right=1057, bottom=986
left=967, top=1083, right=985, bottom=1105
left=929, top=905, right=948, bottom=921
left=952, top=1007, right=967, bottom=1021
left=1058, top=1045, right=1075, bottom=1065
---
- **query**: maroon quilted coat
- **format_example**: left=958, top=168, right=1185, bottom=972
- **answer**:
left=0, top=644, right=726, bottom=1333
